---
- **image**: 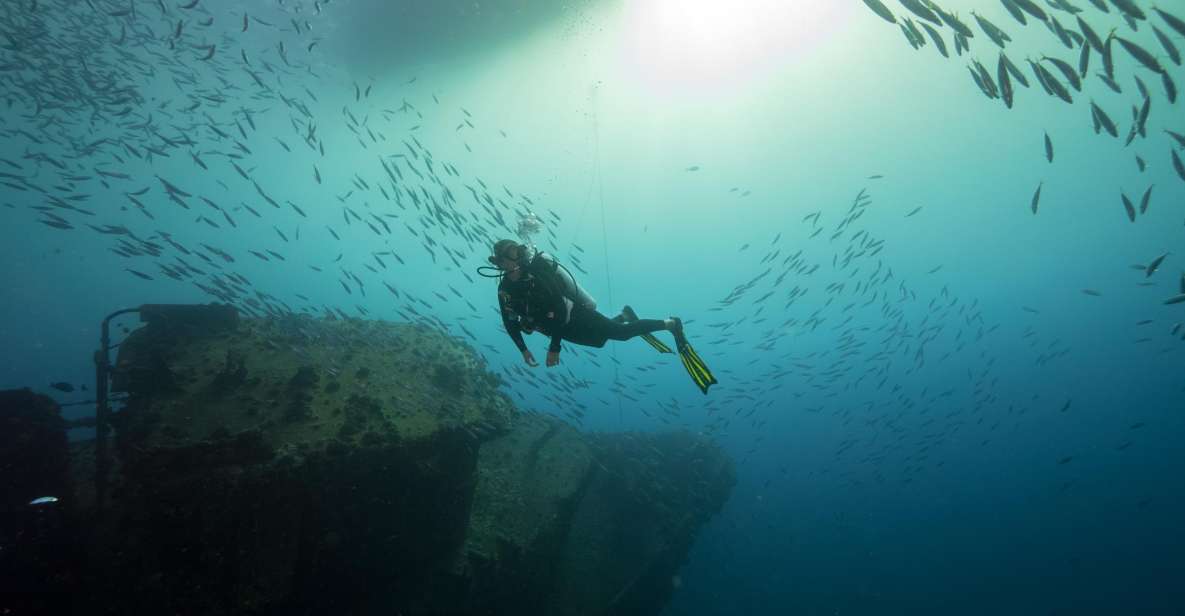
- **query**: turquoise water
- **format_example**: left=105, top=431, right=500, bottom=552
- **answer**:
left=2, top=0, right=1183, bottom=613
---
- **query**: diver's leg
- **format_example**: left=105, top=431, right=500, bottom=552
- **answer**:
left=604, top=315, right=668, bottom=341
left=560, top=306, right=609, bottom=348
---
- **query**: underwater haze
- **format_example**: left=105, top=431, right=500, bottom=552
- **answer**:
left=2, top=0, right=1184, bottom=614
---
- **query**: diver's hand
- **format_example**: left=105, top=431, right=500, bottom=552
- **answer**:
left=546, top=351, right=560, bottom=367
left=522, top=350, right=538, bottom=367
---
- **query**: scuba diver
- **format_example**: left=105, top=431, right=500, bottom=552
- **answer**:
left=479, top=236, right=717, bottom=394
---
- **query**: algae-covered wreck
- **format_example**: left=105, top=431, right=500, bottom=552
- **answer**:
left=8, top=304, right=734, bottom=615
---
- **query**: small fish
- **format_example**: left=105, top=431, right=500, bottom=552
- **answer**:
left=1111, top=0, right=1146, bottom=21
left=1139, top=185, right=1154, bottom=214
left=1155, top=7, right=1185, bottom=39
left=1172, top=150, right=1185, bottom=183
left=899, top=0, right=941, bottom=25
left=1042, top=56, right=1081, bottom=92
left=29, top=496, right=58, bottom=506
left=972, top=12, right=1010, bottom=48
left=1146, top=253, right=1169, bottom=277
left=1099, top=34, right=1119, bottom=80
left=862, top=0, right=897, bottom=24
left=1164, top=294, right=1185, bottom=305
left=1078, top=39, right=1092, bottom=79
left=685, top=165, right=700, bottom=171
left=1167, top=130, right=1185, bottom=149
left=1044, top=132, right=1053, bottom=162
left=1057, top=456, right=1073, bottom=465
left=1034, top=61, right=1072, bottom=103
left=998, top=55, right=1014, bottom=107
left=1151, top=26, right=1181, bottom=67
left=49, top=382, right=74, bottom=392
left=1011, top=0, right=1047, bottom=22
left=1091, top=101, right=1118, bottom=138
left=919, top=21, right=948, bottom=57
left=1000, top=53, right=1029, bottom=87
left=1031, top=182, right=1042, bottom=214
left=1082, top=289, right=1102, bottom=296
left=1115, top=36, right=1163, bottom=74
left=905, top=206, right=923, bottom=217
left=999, top=0, right=1028, bottom=25
left=1121, top=192, right=1137, bottom=222
left=1077, top=16, right=1105, bottom=53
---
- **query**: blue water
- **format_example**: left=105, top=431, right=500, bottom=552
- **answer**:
left=2, top=0, right=1183, bottom=614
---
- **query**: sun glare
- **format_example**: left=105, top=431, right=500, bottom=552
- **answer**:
left=620, top=0, right=853, bottom=93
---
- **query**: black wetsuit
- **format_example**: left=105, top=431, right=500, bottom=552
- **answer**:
left=498, top=254, right=668, bottom=355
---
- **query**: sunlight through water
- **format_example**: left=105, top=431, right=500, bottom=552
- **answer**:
left=619, top=0, right=855, bottom=94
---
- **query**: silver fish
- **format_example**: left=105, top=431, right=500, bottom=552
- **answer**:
left=1139, top=185, right=1154, bottom=214
left=1121, top=192, right=1136, bottom=222
left=998, top=55, right=1014, bottom=107
left=1151, top=26, right=1181, bottom=66
left=1011, top=0, right=1047, bottom=22
left=919, top=21, right=948, bottom=57
left=999, top=0, right=1027, bottom=25
left=973, top=12, right=1010, bottom=48
left=1091, top=101, right=1118, bottom=138
left=1115, top=36, right=1163, bottom=74
left=1146, top=252, right=1169, bottom=277
left=1155, top=7, right=1185, bottom=38
left=1111, top=0, right=1146, bottom=21
left=862, top=0, right=897, bottom=24
left=1076, top=16, right=1105, bottom=53
left=898, top=0, right=942, bottom=25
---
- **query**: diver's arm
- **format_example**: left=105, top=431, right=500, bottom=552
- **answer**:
left=499, top=289, right=529, bottom=352
left=505, top=320, right=528, bottom=352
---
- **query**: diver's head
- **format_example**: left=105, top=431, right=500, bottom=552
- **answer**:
left=489, top=239, right=529, bottom=273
